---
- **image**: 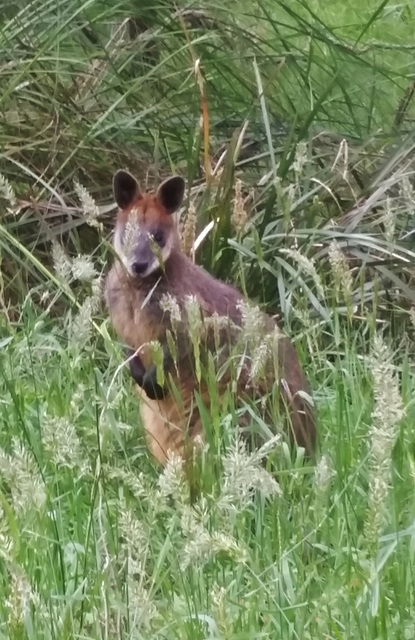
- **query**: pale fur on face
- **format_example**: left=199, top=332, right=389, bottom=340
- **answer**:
left=113, top=222, right=174, bottom=278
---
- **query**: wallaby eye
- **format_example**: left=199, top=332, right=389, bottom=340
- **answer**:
left=152, top=230, right=164, bottom=246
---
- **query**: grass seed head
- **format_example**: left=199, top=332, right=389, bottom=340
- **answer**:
left=157, top=452, right=189, bottom=506
left=366, top=334, right=405, bottom=545
left=181, top=529, right=249, bottom=570
left=314, top=454, right=334, bottom=495
left=381, top=195, right=396, bottom=242
left=52, top=241, right=72, bottom=283
left=399, top=175, right=415, bottom=217
left=160, top=293, right=182, bottom=325
left=6, top=566, right=32, bottom=630
left=237, top=300, right=266, bottom=349
left=69, top=275, right=102, bottom=342
left=280, top=248, right=325, bottom=299
left=184, top=294, right=203, bottom=334
left=250, top=333, right=273, bottom=382
left=42, top=415, right=90, bottom=474
left=328, top=240, right=353, bottom=301
left=219, top=436, right=281, bottom=512
left=0, top=173, right=17, bottom=210
left=0, top=440, right=46, bottom=516
left=181, top=201, right=197, bottom=256
left=74, top=180, right=101, bottom=229
left=231, top=178, right=248, bottom=235
left=71, top=255, right=97, bottom=282
left=292, top=141, right=308, bottom=178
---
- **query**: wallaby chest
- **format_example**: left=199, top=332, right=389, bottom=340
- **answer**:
left=105, top=265, right=166, bottom=365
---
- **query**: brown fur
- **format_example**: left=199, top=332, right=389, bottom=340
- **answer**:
left=105, top=174, right=317, bottom=464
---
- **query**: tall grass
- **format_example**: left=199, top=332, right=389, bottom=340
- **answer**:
left=1, top=1, right=415, bottom=638
left=1, top=262, right=414, bottom=638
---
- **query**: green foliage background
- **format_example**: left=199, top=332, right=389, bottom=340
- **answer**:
left=0, top=1, right=415, bottom=639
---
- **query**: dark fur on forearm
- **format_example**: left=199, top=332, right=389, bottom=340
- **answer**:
left=126, top=347, right=166, bottom=400
left=126, top=328, right=196, bottom=401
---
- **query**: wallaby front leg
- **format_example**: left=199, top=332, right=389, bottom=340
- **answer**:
left=142, top=331, right=194, bottom=400
left=126, top=347, right=146, bottom=387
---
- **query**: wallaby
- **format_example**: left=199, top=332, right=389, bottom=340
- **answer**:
left=105, top=170, right=317, bottom=465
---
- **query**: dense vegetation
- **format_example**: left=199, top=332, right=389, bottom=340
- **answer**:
left=0, top=1, right=414, bottom=638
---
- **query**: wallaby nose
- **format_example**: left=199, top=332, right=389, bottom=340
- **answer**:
left=132, top=261, right=148, bottom=276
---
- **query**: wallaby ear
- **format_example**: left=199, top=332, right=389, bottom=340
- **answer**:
left=113, top=170, right=140, bottom=210
left=156, top=176, right=185, bottom=214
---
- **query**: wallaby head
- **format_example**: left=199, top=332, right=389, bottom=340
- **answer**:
left=112, top=170, right=185, bottom=278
